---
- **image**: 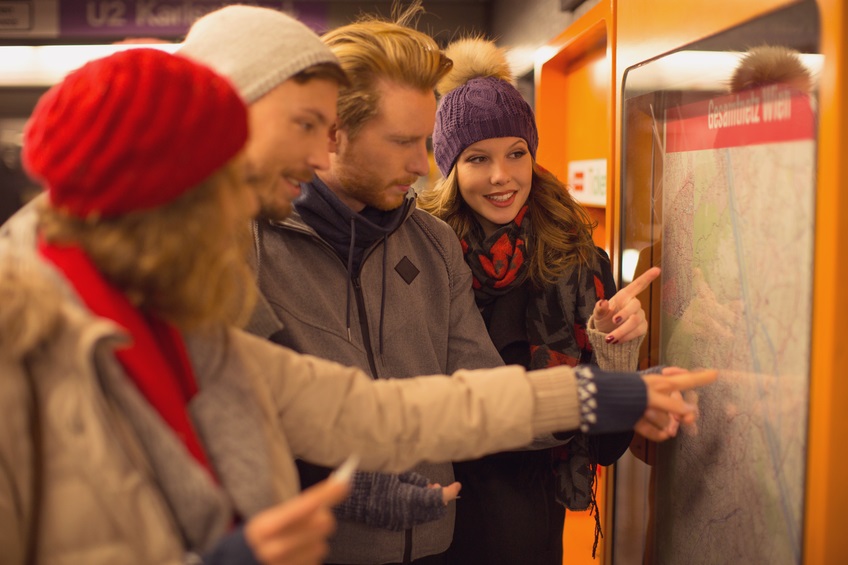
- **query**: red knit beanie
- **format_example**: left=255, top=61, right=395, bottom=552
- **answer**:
left=23, top=48, right=248, bottom=218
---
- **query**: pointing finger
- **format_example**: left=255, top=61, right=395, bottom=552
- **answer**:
left=646, top=370, right=718, bottom=393
left=611, top=267, right=660, bottom=307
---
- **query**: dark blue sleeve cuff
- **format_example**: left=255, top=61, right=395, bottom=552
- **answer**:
left=201, top=526, right=260, bottom=565
left=574, top=366, right=647, bottom=434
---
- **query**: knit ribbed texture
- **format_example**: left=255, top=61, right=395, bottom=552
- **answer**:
left=333, top=471, right=447, bottom=531
left=23, top=49, right=247, bottom=219
left=433, top=76, right=539, bottom=176
left=527, top=366, right=582, bottom=435
left=179, top=5, right=339, bottom=103
left=586, top=315, right=644, bottom=372
left=573, top=366, right=647, bottom=434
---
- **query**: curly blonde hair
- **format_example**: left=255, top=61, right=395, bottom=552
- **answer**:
left=38, top=161, right=257, bottom=331
left=419, top=162, right=597, bottom=287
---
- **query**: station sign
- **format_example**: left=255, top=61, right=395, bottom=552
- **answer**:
left=0, top=0, right=328, bottom=39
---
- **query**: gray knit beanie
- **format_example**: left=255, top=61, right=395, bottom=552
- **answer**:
left=179, top=5, right=340, bottom=103
left=432, top=38, right=538, bottom=176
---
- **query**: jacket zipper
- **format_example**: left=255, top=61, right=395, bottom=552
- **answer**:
left=354, top=268, right=414, bottom=563
left=403, top=529, right=413, bottom=563
left=273, top=212, right=418, bottom=560
left=351, top=275, right=379, bottom=378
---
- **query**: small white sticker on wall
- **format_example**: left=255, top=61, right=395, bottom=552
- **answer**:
left=567, top=158, right=607, bottom=207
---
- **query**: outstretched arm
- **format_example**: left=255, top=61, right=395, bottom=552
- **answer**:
left=238, top=329, right=715, bottom=472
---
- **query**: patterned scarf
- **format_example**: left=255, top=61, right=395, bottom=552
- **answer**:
left=461, top=206, right=607, bottom=552
left=460, top=204, right=602, bottom=374
left=461, top=205, right=530, bottom=305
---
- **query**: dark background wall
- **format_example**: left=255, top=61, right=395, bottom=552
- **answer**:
left=0, top=0, right=598, bottom=221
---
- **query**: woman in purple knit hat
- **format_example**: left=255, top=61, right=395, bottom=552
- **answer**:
left=421, top=38, right=676, bottom=565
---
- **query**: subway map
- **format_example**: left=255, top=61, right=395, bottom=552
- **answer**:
left=653, top=86, right=816, bottom=564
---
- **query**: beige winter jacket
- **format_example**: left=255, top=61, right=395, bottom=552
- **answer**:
left=0, top=205, right=604, bottom=565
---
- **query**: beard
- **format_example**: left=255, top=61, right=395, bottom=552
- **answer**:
left=330, top=141, right=418, bottom=211
left=253, top=176, right=295, bottom=221
left=247, top=163, right=313, bottom=222
left=336, top=167, right=416, bottom=211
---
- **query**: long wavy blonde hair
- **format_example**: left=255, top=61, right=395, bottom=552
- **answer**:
left=419, top=162, right=597, bottom=287
left=38, top=160, right=257, bottom=331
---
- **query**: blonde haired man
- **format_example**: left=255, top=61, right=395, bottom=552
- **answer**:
left=249, top=5, right=481, bottom=563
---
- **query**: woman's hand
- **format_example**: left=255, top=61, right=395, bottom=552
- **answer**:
left=593, top=267, right=660, bottom=343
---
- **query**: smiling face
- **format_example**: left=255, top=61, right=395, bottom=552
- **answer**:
left=244, top=77, right=339, bottom=220
left=322, top=80, right=436, bottom=212
left=455, top=136, right=533, bottom=236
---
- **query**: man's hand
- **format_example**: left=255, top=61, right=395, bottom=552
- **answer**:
left=634, top=367, right=716, bottom=441
left=431, top=481, right=462, bottom=505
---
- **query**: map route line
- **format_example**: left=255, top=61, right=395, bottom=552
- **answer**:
left=724, top=147, right=800, bottom=561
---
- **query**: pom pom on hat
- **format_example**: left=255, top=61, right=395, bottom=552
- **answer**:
left=729, top=45, right=813, bottom=93
left=179, top=5, right=341, bottom=103
left=436, top=37, right=513, bottom=96
left=23, top=48, right=248, bottom=219
left=433, top=38, right=538, bottom=177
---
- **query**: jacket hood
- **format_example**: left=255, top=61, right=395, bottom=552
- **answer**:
left=295, top=178, right=415, bottom=354
left=292, top=177, right=413, bottom=272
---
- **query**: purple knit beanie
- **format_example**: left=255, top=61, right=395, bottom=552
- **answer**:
left=433, top=75, right=539, bottom=176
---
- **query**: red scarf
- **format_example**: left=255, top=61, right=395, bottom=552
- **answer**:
left=38, top=240, right=215, bottom=477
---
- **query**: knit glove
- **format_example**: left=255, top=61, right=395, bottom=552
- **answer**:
left=332, top=471, right=447, bottom=531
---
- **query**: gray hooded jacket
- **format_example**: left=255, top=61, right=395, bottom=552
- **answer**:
left=248, top=189, right=504, bottom=563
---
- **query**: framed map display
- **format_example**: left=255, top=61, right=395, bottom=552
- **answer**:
left=616, top=2, right=820, bottom=563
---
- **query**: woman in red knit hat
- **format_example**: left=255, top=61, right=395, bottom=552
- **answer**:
left=0, top=47, right=354, bottom=565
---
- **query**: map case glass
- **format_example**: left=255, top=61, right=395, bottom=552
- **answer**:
left=616, top=2, right=820, bottom=563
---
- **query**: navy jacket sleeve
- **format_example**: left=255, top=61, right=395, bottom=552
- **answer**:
left=200, top=526, right=260, bottom=565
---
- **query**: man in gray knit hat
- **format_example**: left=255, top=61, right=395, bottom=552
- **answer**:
left=185, top=5, right=481, bottom=563
left=180, top=4, right=346, bottom=223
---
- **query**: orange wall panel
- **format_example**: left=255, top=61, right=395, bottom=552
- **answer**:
left=801, top=0, right=848, bottom=561
left=536, top=1, right=613, bottom=251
